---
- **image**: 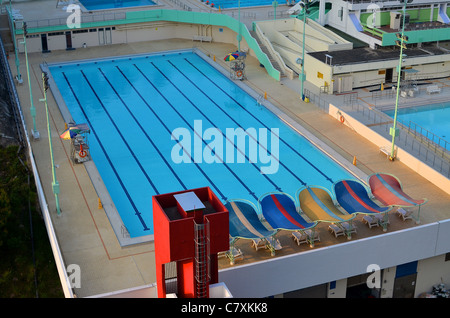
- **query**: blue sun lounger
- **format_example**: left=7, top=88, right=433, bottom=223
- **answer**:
left=333, top=179, right=392, bottom=231
left=224, top=200, right=281, bottom=262
left=259, top=192, right=319, bottom=247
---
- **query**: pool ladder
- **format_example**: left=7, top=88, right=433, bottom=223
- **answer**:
left=256, top=94, right=264, bottom=106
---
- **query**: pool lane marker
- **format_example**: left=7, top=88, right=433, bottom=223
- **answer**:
left=114, top=65, right=229, bottom=201
left=133, top=62, right=268, bottom=199
left=184, top=57, right=334, bottom=184
left=168, top=60, right=307, bottom=187
left=150, top=61, right=283, bottom=192
left=133, top=63, right=260, bottom=199
left=80, top=70, right=159, bottom=194
left=62, top=71, right=150, bottom=232
left=97, top=67, right=188, bottom=191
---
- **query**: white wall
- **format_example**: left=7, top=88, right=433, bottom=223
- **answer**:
left=219, top=222, right=446, bottom=298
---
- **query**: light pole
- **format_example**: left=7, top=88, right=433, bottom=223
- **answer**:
left=7, top=0, right=22, bottom=83
left=237, top=0, right=241, bottom=52
left=389, top=0, right=412, bottom=161
left=40, top=72, right=61, bottom=216
left=299, top=1, right=310, bottom=101
left=273, top=0, right=278, bottom=21
left=21, top=22, right=39, bottom=139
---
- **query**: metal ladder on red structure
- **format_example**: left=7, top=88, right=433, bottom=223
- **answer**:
left=194, top=220, right=211, bottom=298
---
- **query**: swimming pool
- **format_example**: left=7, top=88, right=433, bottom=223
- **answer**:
left=204, top=0, right=277, bottom=9
left=385, top=102, right=450, bottom=150
left=49, top=50, right=355, bottom=239
left=79, top=0, right=156, bottom=11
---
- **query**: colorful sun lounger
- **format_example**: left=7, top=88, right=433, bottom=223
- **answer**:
left=297, top=186, right=355, bottom=223
left=259, top=192, right=319, bottom=247
left=368, top=173, right=427, bottom=207
left=333, top=180, right=391, bottom=215
left=259, top=192, right=316, bottom=231
left=297, top=186, right=356, bottom=238
left=368, top=173, right=427, bottom=223
left=224, top=200, right=280, bottom=259
left=333, top=179, right=391, bottom=231
left=225, top=200, right=277, bottom=240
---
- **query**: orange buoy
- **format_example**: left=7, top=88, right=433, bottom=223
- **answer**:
left=79, top=144, right=87, bottom=158
left=340, top=115, right=345, bottom=123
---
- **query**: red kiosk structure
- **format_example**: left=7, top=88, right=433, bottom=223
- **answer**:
left=152, top=187, right=229, bottom=298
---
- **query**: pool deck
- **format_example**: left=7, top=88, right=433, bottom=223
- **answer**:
left=6, top=2, right=450, bottom=298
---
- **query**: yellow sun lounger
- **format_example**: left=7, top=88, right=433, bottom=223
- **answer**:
left=297, top=186, right=356, bottom=239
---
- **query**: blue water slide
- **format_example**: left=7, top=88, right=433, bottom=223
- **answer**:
left=439, top=6, right=450, bottom=24
left=349, top=13, right=363, bottom=32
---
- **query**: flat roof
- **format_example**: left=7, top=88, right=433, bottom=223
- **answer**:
left=309, top=46, right=450, bottom=66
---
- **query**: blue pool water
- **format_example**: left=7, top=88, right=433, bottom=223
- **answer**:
left=49, top=51, right=354, bottom=238
left=203, top=0, right=277, bottom=9
left=385, top=102, right=450, bottom=150
left=79, top=0, right=156, bottom=10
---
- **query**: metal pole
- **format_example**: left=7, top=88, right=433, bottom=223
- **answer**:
left=300, top=3, right=308, bottom=100
left=237, top=0, right=241, bottom=52
left=21, top=23, right=39, bottom=139
left=390, top=1, right=408, bottom=161
left=41, top=72, right=61, bottom=215
left=7, top=0, right=22, bottom=83
left=273, top=1, right=278, bottom=21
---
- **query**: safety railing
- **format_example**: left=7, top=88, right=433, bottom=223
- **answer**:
left=349, top=103, right=450, bottom=177
left=405, top=120, right=450, bottom=153
left=13, top=11, right=127, bottom=30
left=305, top=88, right=450, bottom=178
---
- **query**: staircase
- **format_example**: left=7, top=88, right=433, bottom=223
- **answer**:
left=249, top=30, right=286, bottom=78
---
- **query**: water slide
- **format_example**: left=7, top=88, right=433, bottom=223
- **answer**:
left=349, top=13, right=363, bottom=32
left=438, top=6, right=450, bottom=24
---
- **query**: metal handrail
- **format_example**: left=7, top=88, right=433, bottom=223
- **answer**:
left=406, top=120, right=450, bottom=152
left=305, top=88, right=450, bottom=178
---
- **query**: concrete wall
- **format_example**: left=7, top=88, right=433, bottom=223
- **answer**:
left=219, top=220, right=450, bottom=298
left=17, top=21, right=242, bottom=53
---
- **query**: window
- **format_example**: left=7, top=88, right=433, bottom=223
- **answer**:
left=48, top=32, right=64, bottom=36
left=378, top=70, right=386, bottom=75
